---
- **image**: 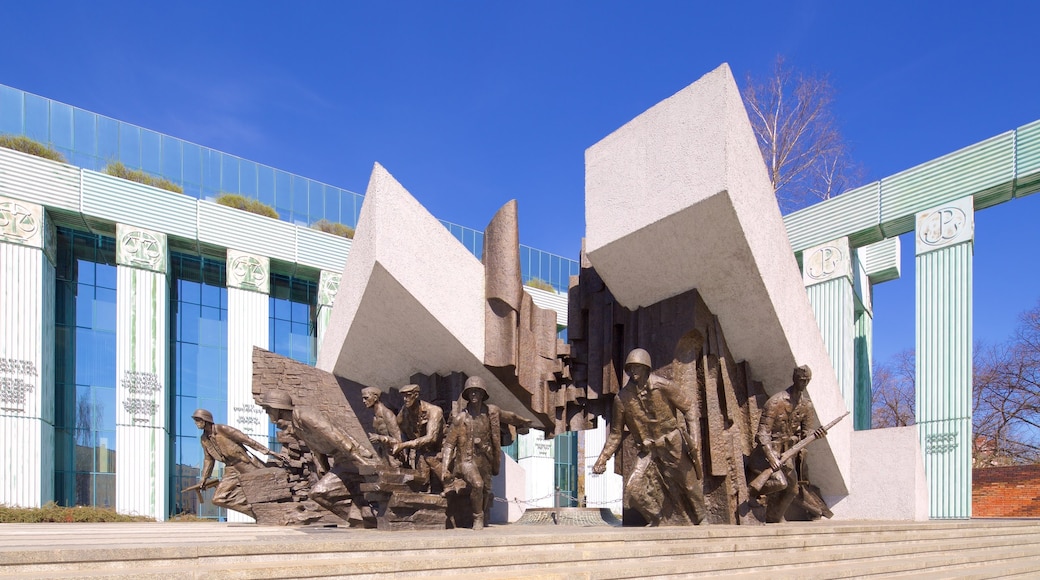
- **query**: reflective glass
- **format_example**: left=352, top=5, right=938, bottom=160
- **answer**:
left=0, top=85, right=22, bottom=134
left=141, top=129, right=162, bottom=175
left=23, top=92, right=49, bottom=142
left=54, top=229, right=118, bottom=508
left=221, top=154, right=239, bottom=194
left=309, top=182, right=324, bottom=225
left=292, top=177, right=308, bottom=224
left=119, top=123, right=141, bottom=168
left=97, top=116, right=120, bottom=165
left=73, top=108, right=97, bottom=163
left=161, top=135, right=183, bottom=185
left=257, top=165, right=275, bottom=208
left=201, top=149, right=222, bottom=199
left=182, top=142, right=203, bottom=199
left=50, top=102, right=74, bottom=154
left=239, top=160, right=257, bottom=197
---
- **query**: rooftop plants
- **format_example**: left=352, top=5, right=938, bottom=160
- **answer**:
left=103, top=161, right=183, bottom=194
left=524, top=277, right=557, bottom=292
left=311, top=218, right=355, bottom=239
left=215, top=193, right=280, bottom=219
left=0, top=134, right=67, bottom=163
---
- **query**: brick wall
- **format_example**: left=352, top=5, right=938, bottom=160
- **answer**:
left=973, top=464, right=1040, bottom=517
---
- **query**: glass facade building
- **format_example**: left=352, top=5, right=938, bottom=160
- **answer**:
left=0, top=82, right=577, bottom=521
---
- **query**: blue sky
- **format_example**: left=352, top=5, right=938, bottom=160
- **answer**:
left=2, top=2, right=1038, bottom=366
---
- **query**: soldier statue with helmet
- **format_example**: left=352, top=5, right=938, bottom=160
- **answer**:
left=592, top=348, right=706, bottom=526
left=189, top=408, right=287, bottom=518
left=441, top=376, right=502, bottom=530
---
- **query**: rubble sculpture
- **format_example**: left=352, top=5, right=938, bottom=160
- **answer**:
left=393, top=384, right=446, bottom=491
left=362, top=386, right=402, bottom=466
left=747, top=366, right=830, bottom=523
left=260, top=389, right=377, bottom=526
left=187, top=408, right=287, bottom=519
left=442, top=376, right=502, bottom=530
left=593, top=348, right=706, bottom=526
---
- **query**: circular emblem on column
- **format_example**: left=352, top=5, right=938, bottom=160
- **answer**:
left=805, top=245, right=845, bottom=281
left=230, top=255, right=268, bottom=291
left=318, top=272, right=342, bottom=307
left=0, top=201, right=40, bottom=242
left=918, top=207, right=967, bottom=248
left=121, top=231, right=163, bottom=269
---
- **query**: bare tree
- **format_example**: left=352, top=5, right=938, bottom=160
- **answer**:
left=872, top=349, right=916, bottom=428
left=972, top=305, right=1040, bottom=466
left=743, top=56, right=864, bottom=214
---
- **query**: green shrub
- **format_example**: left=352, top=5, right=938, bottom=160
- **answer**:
left=311, top=218, right=355, bottom=239
left=0, top=134, right=67, bottom=163
left=524, top=278, right=557, bottom=292
left=0, top=502, right=153, bottom=523
left=104, top=161, right=183, bottom=194
left=215, top=193, right=280, bottom=219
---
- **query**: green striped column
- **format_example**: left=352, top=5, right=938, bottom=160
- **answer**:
left=915, top=196, right=974, bottom=519
left=803, top=237, right=855, bottom=416
left=316, top=270, right=341, bottom=352
left=114, top=224, right=169, bottom=520
left=225, top=249, right=270, bottom=523
left=0, top=196, right=56, bottom=508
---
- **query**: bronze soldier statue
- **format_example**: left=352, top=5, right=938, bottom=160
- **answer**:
left=191, top=408, right=285, bottom=518
left=441, top=376, right=501, bottom=530
left=392, top=384, right=445, bottom=490
left=362, top=386, right=402, bottom=466
left=592, top=348, right=706, bottom=526
left=750, top=365, right=829, bottom=523
left=259, top=390, right=377, bottom=525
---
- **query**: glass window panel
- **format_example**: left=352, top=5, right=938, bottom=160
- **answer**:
left=540, top=252, right=551, bottom=284
left=195, top=348, right=223, bottom=395
left=221, top=154, right=239, bottom=194
left=75, top=286, right=94, bottom=328
left=201, top=149, right=222, bottom=200
left=292, top=177, right=308, bottom=224
left=23, top=92, right=49, bottom=142
left=325, top=189, right=340, bottom=227
left=257, top=165, right=275, bottom=208
left=0, top=85, right=23, bottom=134
left=95, top=473, right=116, bottom=507
left=161, top=135, right=183, bottom=185
left=119, top=122, right=141, bottom=168
left=50, top=101, right=74, bottom=153
left=181, top=142, right=203, bottom=199
left=94, top=288, right=117, bottom=332
left=273, top=297, right=290, bottom=320
left=273, top=319, right=291, bottom=354
left=94, top=333, right=116, bottom=387
left=177, top=344, right=198, bottom=397
left=309, top=183, right=324, bottom=225
left=73, top=108, right=98, bottom=167
left=201, top=282, right=221, bottom=308
left=97, top=116, right=120, bottom=164
left=179, top=279, right=201, bottom=305
left=140, top=128, right=162, bottom=175
left=239, top=160, right=257, bottom=197
left=96, top=263, right=117, bottom=289
left=291, top=300, right=309, bottom=323
left=179, top=303, right=200, bottom=344
left=275, top=170, right=293, bottom=220
left=199, top=307, right=223, bottom=347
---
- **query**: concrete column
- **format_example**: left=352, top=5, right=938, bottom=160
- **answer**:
left=580, top=422, right=623, bottom=513
left=0, top=196, right=55, bottom=508
left=225, top=249, right=270, bottom=523
left=316, top=270, right=340, bottom=352
left=915, top=196, right=974, bottom=519
left=803, top=237, right=855, bottom=415
left=852, top=248, right=874, bottom=431
left=114, top=224, right=169, bottom=520
left=517, top=431, right=555, bottom=508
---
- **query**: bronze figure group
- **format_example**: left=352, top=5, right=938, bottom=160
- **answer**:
left=189, top=373, right=522, bottom=530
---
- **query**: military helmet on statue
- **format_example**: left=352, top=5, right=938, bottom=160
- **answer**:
left=260, top=390, right=294, bottom=411
left=624, top=348, right=653, bottom=371
left=192, top=408, right=214, bottom=423
left=462, top=376, right=489, bottom=401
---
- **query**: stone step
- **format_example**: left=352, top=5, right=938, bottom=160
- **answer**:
left=4, top=521, right=1040, bottom=579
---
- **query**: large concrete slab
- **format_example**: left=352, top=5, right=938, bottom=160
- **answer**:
left=316, top=163, right=532, bottom=419
left=584, top=63, right=851, bottom=496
